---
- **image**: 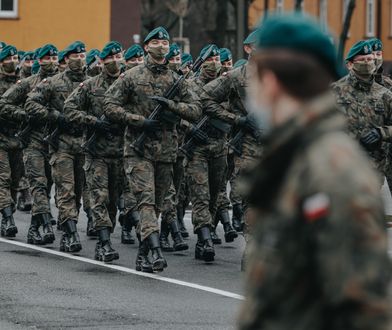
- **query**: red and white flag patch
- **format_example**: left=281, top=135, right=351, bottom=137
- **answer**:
left=303, top=193, right=330, bottom=222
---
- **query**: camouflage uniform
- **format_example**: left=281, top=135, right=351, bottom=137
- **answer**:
left=332, top=72, right=392, bottom=177
left=238, top=95, right=392, bottom=330
left=25, top=69, right=87, bottom=226
left=104, top=55, right=201, bottom=242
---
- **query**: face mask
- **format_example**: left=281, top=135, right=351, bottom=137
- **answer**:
left=351, top=61, right=376, bottom=80
left=148, top=45, right=169, bottom=61
left=202, top=61, right=221, bottom=78
left=21, top=66, right=32, bottom=76
left=2, top=62, right=17, bottom=74
left=40, top=62, right=57, bottom=75
left=104, top=60, right=121, bottom=76
left=168, top=62, right=180, bottom=72
left=126, top=62, right=139, bottom=70
left=220, top=66, right=231, bottom=74
left=375, top=58, right=383, bottom=71
left=68, top=57, right=85, bottom=72
left=88, top=66, right=102, bottom=77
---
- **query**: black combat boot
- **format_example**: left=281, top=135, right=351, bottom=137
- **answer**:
left=27, top=215, right=43, bottom=245
left=159, top=220, right=173, bottom=252
left=41, top=213, right=55, bottom=244
left=17, top=189, right=32, bottom=212
left=176, top=205, right=189, bottom=238
left=196, top=226, right=215, bottom=262
left=169, top=220, right=189, bottom=251
left=210, top=227, right=222, bottom=245
left=135, top=234, right=153, bottom=273
left=95, top=227, right=119, bottom=262
left=218, top=209, right=238, bottom=243
left=85, top=208, right=97, bottom=237
left=232, top=203, right=244, bottom=232
left=148, top=232, right=167, bottom=272
left=1, top=206, right=17, bottom=237
left=63, top=219, right=82, bottom=252
left=121, top=212, right=135, bottom=244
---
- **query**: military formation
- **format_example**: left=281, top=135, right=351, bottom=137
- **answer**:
left=1, top=11, right=392, bottom=329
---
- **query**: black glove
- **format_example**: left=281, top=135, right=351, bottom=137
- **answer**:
left=237, top=115, right=259, bottom=133
left=142, top=119, right=161, bottom=131
left=189, top=125, right=208, bottom=144
left=57, top=113, right=69, bottom=129
left=94, top=118, right=111, bottom=133
left=150, top=96, right=170, bottom=108
left=360, top=128, right=382, bottom=151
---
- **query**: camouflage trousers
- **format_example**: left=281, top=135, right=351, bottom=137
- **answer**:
left=124, top=155, right=173, bottom=241
left=84, top=155, right=124, bottom=229
left=0, top=149, right=24, bottom=210
left=50, top=151, right=85, bottom=225
left=23, top=147, right=53, bottom=216
left=187, top=153, right=227, bottom=232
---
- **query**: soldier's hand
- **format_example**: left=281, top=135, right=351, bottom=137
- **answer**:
left=57, top=113, right=68, bottom=129
left=360, top=128, right=382, bottom=151
left=94, top=118, right=111, bottom=133
left=190, top=125, right=208, bottom=144
left=142, top=119, right=161, bottom=131
left=150, top=96, right=170, bottom=107
left=236, top=115, right=259, bottom=133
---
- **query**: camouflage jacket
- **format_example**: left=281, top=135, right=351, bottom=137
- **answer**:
left=25, top=69, right=87, bottom=154
left=103, top=55, right=201, bottom=162
left=201, top=64, right=263, bottom=159
left=0, top=71, right=56, bottom=150
left=239, top=94, right=392, bottom=330
left=0, top=73, right=21, bottom=150
left=63, top=70, right=123, bottom=158
left=375, top=68, right=392, bottom=90
left=332, top=72, right=392, bottom=174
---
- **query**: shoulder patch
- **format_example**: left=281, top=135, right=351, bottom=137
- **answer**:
left=79, top=82, right=84, bottom=87
left=303, top=193, right=330, bottom=223
left=120, top=73, right=125, bottom=78
left=42, top=78, right=48, bottom=83
left=222, top=72, right=228, bottom=76
left=17, top=79, right=22, bottom=84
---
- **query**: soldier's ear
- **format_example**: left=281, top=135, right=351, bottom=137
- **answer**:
left=346, top=61, right=353, bottom=70
left=144, top=44, right=149, bottom=53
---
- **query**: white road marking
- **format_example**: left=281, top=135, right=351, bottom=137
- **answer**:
left=0, top=237, right=244, bottom=301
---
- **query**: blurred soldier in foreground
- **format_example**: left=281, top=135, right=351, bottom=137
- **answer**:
left=238, top=13, right=392, bottom=330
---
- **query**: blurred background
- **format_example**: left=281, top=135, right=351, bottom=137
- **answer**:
left=0, top=0, right=391, bottom=68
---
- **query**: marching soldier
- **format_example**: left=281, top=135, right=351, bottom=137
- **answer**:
left=86, top=49, right=102, bottom=78
left=124, top=44, right=144, bottom=71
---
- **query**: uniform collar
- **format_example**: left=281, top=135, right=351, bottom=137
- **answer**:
left=64, top=68, right=86, bottom=82
left=145, top=55, right=168, bottom=74
left=348, top=71, right=374, bottom=92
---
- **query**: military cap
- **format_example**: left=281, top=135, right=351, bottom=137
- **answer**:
left=368, top=38, right=383, bottom=52
left=345, top=40, right=373, bottom=62
left=64, top=41, right=86, bottom=57
left=37, top=44, right=58, bottom=59
left=18, top=50, right=25, bottom=58
left=0, top=45, right=18, bottom=62
left=219, top=48, right=232, bottom=62
left=99, top=41, right=122, bottom=59
left=86, top=49, right=100, bottom=66
left=144, top=26, right=170, bottom=44
left=244, top=29, right=260, bottom=45
left=124, top=44, right=144, bottom=61
left=166, top=43, right=181, bottom=60
left=181, top=53, right=193, bottom=66
left=31, top=60, right=40, bottom=75
left=22, top=51, right=35, bottom=61
left=0, top=41, right=6, bottom=49
left=233, top=58, right=248, bottom=68
left=200, top=44, right=220, bottom=59
left=256, top=13, right=341, bottom=78
left=58, top=50, right=66, bottom=63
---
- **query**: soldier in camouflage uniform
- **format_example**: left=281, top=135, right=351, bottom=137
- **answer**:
left=57, top=50, right=67, bottom=73
left=0, top=45, right=21, bottom=237
left=25, top=41, right=87, bottom=253
left=64, top=41, right=128, bottom=262
left=0, top=44, right=59, bottom=245
left=86, top=49, right=102, bottom=78
left=332, top=40, right=392, bottom=178
left=19, top=51, right=34, bottom=79
left=104, top=27, right=200, bottom=272
left=239, top=13, right=392, bottom=330
left=124, top=44, right=144, bottom=71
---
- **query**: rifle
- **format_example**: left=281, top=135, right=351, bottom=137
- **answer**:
left=338, top=0, right=356, bottom=62
left=16, top=121, right=32, bottom=147
left=44, top=126, right=60, bottom=150
left=131, top=45, right=215, bottom=156
left=80, top=114, right=108, bottom=154
left=87, top=55, right=100, bottom=72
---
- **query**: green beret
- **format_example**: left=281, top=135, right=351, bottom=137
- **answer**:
left=345, top=40, right=373, bottom=62
left=124, top=44, right=144, bottom=61
left=181, top=53, right=193, bottom=65
left=64, top=41, right=86, bottom=57
left=22, top=51, right=35, bottom=61
left=37, top=44, right=58, bottom=59
left=0, top=41, right=6, bottom=49
left=144, top=26, right=170, bottom=44
left=219, top=48, right=232, bottom=62
left=368, top=38, right=383, bottom=52
left=256, top=13, right=341, bottom=78
left=18, top=50, right=25, bottom=58
left=165, top=43, right=181, bottom=60
left=100, top=41, right=122, bottom=60
left=244, top=29, right=260, bottom=45
left=86, top=49, right=100, bottom=65
left=233, top=58, right=248, bottom=68
left=31, top=60, right=40, bottom=75
left=0, top=45, right=18, bottom=62
left=200, top=44, right=220, bottom=59
left=58, top=50, right=66, bottom=63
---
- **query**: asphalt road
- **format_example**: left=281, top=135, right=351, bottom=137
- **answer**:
left=0, top=203, right=245, bottom=330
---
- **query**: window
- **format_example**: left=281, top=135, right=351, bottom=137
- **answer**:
left=276, top=0, right=284, bottom=13
left=0, top=0, right=18, bottom=18
left=366, top=0, right=375, bottom=37
left=319, top=0, right=328, bottom=30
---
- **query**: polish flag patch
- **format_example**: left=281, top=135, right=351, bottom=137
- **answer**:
left=303, top=193, right=330, bottom=222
